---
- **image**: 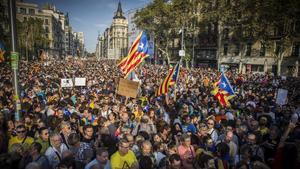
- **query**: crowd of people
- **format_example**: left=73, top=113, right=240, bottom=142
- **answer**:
left=0, top=58, right=299, bottom=169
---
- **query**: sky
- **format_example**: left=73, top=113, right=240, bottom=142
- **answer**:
left=26, top=0, right=151, bottom=53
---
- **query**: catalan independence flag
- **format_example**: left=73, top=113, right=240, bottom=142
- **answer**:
left=156, top=63, right=180, bottom=96
left=118, top=31, right=149, bottom=77
left=211, top=73, right=235, bottom=107
left=169, top=63, right=181, bottom=85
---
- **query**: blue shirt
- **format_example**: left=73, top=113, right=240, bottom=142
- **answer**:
left=85, top=159, right=111, bottom=169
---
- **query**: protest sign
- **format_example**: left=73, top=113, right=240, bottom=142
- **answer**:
left=61, top=78, right=73, bottom=88
left=276, top=88, right=288, bottom=106
left=117, top=78, right=139, bottom=98
left=75, top=78, right=86, bottom=86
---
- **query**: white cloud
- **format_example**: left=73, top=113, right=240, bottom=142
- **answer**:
left=94, top=23, right=108, bottom=28
left=73, top=17, right=83, bottom=23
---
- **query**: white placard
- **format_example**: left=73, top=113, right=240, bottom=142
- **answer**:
left=75, top=78, right=86, bottom=86
left=61, top=78, right=73, bottom=88
left=276, top=88, right=288, bottom=106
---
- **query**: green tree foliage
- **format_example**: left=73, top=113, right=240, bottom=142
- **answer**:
left=17, top=17, right=49, bottom=61
left=134, top=0, right=300, bottom=72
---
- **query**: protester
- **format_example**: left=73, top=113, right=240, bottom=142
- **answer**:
left=0, top=58, right=299, bottom=169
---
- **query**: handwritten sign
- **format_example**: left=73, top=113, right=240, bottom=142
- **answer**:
left=117, top=78, right=139, bottom=98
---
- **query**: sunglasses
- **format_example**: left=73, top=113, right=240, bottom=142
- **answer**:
left=17, top=130, right=26, bottom=133
left=207, top=123, right=214, bottom=125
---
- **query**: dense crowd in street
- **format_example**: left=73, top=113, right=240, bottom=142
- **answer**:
left=0, top=58, right=299, bottom=169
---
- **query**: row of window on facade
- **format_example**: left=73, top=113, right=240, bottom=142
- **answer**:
left=18, top=7, right=35, bottom=15
left=223, top=42, right=300, bottom=57
left=22, top=17, right=49, bottom=26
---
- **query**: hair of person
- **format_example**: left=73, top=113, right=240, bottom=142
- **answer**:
left=59, top=121, right=70, bottom=131
left=142, top=140, right=152, bottom=148
left=139, top=155, right=153, bottom=169
left=38, top=127, right=48, bottom=134
left=49, top=131, right=60, bottom=140
left=180, top=133, right=191, bottom=142
left=67, top=133, right=80, bottom=146
left=83, top=124, right=93, bottom=132
left=169, top=154, right=181, bottom=163
left=31, top=142, right=42, bottom=153
left=96, top=147, right=108, bottom=156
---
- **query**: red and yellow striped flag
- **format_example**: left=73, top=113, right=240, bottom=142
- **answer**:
left=118, top=31, right=149, bottom=77
left=156, top=63, right=179, bottom=96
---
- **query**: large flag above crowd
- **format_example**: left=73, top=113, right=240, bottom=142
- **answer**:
left=118, top=31, right=149, bottom=77
left=211, top=73, right=235, bottom=107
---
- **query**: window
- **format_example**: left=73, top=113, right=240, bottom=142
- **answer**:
left=20, top=7, right=26, bottom=14
left=260, top=43, right=266, bottom=57
left=291, top=43, right=300, bottom=57
left=45, top=26, right=49, bottom=33
left=223, top=28, right=229, bottom=39
left=45, top=19, right=49, bottom=25
left=246, top=43, right=252, bottom=56
left=29, top=9, right=35, bottom=15
left=223, top=44, right=228, bottom=56
left=234, top=44, right=240, bottom=56
left=251, top=65, right=264, bottom=72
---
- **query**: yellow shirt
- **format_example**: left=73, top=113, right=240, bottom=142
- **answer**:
left=110, top=150, right=137, bottom=169
left=9, top=136, right=34, bottom=151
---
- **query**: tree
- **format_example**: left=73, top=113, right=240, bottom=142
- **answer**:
left=201, top=0, right=300, bottom=75
left=17, top=17, right=49, bottom=61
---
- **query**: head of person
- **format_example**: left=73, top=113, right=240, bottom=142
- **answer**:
left=250, top=120, right=259, bottom=131
left=121, top=112, right=129, bottom=123
left=141, top=140, right=152, bottom=156
left=118, top=139, right=130, bottom=156
left=83, top=124, right=94, bottom=138
left=225, top=130, right=234, bottom=143
left=29, top=142, right=42, bottom=156
left=95, top=148, right=109, bottom=165
left=198, top=123, right=208, bottom=136
left=49, top=132, right=62, bottom=148
left=16, top=125, right=27, bottom=139
left=124, top=134, right=134, bottom=148
left=139, top=155, right=153, bottom=169
left=169, top=154, right=182, bottom=169
left=38, top=127, right=49, bottom=141
left=207, top=119, right=215, bottom=129
left=67, top=133, right=80, bottom=148
left=247, top=133, right=257, bottom=145
left=181, top=133, right=191, bottom=147
left=60, top=121, right=72, bottom=136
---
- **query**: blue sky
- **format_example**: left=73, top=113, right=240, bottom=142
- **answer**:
left=26, top=0, right=151, bottom=52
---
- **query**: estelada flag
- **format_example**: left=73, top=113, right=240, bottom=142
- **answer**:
left=118, top=31, right=149, bottom=77
left=156, top=63, right=179, bottom=96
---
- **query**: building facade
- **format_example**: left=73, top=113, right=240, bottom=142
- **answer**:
left=99, top=2, right=128, bottom=59
left=73, top=32, right=85, bottom=57
left=0, top=0, right=75, bottom=58
left=218, top=25, right=300, bottom=76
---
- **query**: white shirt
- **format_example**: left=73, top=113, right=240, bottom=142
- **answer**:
left=45, top=143, right=68, bottom=168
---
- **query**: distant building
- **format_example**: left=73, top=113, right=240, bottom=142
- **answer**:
left=99, top=1, right=128, bottom=59
left=73, top=32, right=85, bottom=57
left=3, top=0, right=79, bottom=59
